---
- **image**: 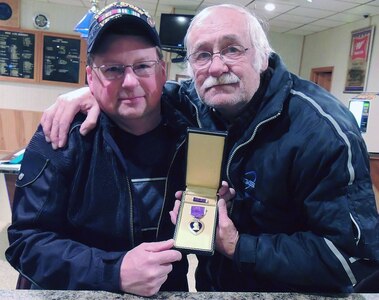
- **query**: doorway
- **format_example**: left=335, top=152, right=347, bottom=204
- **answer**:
left=310, top=66, right=333, bottom=92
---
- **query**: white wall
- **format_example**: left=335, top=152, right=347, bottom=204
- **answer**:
left=365, top=16, right=379, bottom=95
left=0, top=1, right=88, bottom=112
left=6, top=1, right=376, bottom=113
left=269, top=32, right=304, bottom=75
left=0, top=1, right=306, bottom=112
left=300, top=17, right=378, bottom=106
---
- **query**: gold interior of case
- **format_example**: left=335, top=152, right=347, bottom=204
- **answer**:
left=174, top=130, right=226, bottom=253
left=186, top=132, right=225, bottom=189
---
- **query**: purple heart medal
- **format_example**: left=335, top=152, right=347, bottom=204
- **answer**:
left=189, top=205, right=206, bottom=235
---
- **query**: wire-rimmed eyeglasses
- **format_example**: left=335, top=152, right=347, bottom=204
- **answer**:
left=92, top=60, right=161, bottom=80
left=186, top=45, right=249, bottom=68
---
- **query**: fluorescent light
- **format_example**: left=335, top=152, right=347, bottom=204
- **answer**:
left=264, top=3, right=276, bottom=12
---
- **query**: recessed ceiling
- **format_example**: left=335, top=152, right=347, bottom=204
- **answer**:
left=44, top=0, right=379, bottom=35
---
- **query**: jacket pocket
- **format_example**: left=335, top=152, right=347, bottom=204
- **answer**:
left=16, top=150, right=49, bottom=187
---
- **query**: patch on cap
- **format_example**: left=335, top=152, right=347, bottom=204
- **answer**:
left=87, top=1, right=160, bottom=53
left=95, top=3, right=155, bottom=28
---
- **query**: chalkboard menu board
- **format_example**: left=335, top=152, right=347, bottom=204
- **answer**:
left=42, top=35, right=81, bottom=84
left=0, top=28, right=85, bottom=86
left=0, top=29, right=36, bottom=80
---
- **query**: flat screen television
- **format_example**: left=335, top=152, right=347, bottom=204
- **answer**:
left=348, top=99, right=370, bottom=133
left=159, top=13, right=194, bottom=53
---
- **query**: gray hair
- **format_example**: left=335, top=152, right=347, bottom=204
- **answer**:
left=184, top=4, right=274, bottom=76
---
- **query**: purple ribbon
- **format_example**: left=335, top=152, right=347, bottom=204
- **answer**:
left=191, top=206, right=206, bottom=219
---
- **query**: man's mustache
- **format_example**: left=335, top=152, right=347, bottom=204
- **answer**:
left=202, top=73, right=240, bottom=89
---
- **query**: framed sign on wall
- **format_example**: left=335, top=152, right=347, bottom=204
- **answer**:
left=41, top=32, right=86, bottom=86
left=0, top=0, right=20, bottom=28
left=344, top=26, right=375, bottom=93
left=0, top=28, right=37, bottom=83
left=0, top=28, right=87, bottom=87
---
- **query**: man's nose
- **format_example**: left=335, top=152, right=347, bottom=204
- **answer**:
left=122, top=68, right=139, bottom=88
left=208, top=55, right=229, bottom=77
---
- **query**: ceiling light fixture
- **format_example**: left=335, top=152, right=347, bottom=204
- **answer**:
left=74, top=0, right=99, bottom=38
left=264, top=3, right=276, bottom=11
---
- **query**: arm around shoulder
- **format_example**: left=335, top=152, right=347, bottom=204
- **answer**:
left=41, top=87, right=100, bottom=149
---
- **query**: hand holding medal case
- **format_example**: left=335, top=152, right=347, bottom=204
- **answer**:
left=174, top=128, right=227, bottom=255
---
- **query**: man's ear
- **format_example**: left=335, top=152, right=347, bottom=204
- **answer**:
left=261, top=55, right=269, bottom=72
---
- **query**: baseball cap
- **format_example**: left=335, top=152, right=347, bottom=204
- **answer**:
left=87, top=1, right=161, bottom=53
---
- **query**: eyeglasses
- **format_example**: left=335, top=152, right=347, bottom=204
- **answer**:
left=187, top=45, right=249, bottom=68
left=92, top=60, right=160, bottom=80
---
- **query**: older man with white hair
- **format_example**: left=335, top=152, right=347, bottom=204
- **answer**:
left=41, top=4, right=379, bottom=294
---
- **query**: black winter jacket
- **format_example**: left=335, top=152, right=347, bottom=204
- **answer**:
left=176, top=53, right=379, bottom=293
left=6, top=96, right=196, bottom=292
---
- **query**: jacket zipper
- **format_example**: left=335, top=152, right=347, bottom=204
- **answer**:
left=186, top=94, right=203, bottom=128
left=226, top=111, right=282, bottom=186
left=214, top=111, right=282, bottom=287
left=126, top=177, right=135, bottom=248
left=156, top=137, right=187, bottom=240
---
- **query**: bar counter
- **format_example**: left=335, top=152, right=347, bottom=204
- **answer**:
left=0, top=290, right=378, bottom=300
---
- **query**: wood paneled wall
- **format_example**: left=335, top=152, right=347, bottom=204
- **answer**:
left=0, top=109, right=42, bottom=154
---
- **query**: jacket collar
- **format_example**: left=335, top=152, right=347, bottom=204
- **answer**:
left=178, top=53, right=293, bottom=133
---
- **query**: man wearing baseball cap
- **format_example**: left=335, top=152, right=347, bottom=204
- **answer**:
left=7, top=2, right=194, bottom=296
